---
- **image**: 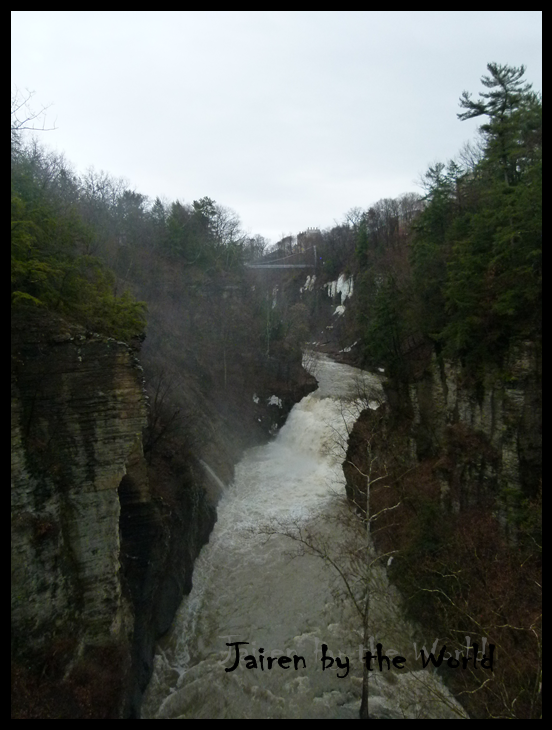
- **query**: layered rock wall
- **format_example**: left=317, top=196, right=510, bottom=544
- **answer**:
left=405, top=343, right=541, bottom=508
left=11, top=308, right=316, bottom=718
left=11, top=312, right=147, bottom=650
left=344, top=341, right=541, bottom=532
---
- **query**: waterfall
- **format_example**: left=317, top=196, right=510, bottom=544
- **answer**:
left=200, top=459, right=226, bottom=501
left=142, top=355, right=467, bottom=719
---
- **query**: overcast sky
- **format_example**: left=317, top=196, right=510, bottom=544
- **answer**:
left=12, top=11, right=542, bottom=244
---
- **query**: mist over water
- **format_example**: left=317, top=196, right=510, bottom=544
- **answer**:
left=142, top=355, right=467, bottom=719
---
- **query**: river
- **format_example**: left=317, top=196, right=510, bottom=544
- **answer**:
left=141, top=354, right=467, bottom=719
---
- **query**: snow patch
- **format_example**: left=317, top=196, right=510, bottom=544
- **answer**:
left=326, top=274, right=353, bottom=303
left=267, top=395, right=283, bottom=408
left=333, top=305, right=346, bottom=317
left=252, top=394, right=260, bottom=404
left=300, top=275, right=316, bottom=294
left=339, top=341, right=358, bottom=353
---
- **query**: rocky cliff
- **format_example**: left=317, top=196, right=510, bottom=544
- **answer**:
left=344, top=340, right=541, bottom=516
left=11, top=308, right=316, bottom=718
left=342, top=343, right=542, bottom=720
left=404, top=341, right=541, bottom=508
left=10, top=310, right=217, bottom=718
left=11, top=311, right=147, bottom=649
left=11, top=310, right=150, bottom=715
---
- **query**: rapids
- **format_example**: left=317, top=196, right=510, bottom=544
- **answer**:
left=141, top=355, right=467, bottom=719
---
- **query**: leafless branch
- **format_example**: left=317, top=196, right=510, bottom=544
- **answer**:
left=11, top=88, right=57, bottom=135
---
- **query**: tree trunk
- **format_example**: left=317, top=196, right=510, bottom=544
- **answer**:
left=359, top=661, right=370, bottom=718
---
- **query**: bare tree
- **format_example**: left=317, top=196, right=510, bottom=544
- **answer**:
left=11, top=88, right=56, bottom=150
left=343, top=206, right=364, bottom=229
left=256, top=394, right=401, bottom=718
left=255, top=371, right=471, bottom=718
left=244, top=234, right=269, bottom=262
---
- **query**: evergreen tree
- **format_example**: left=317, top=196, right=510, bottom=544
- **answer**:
left=11, top=142, right=146, bottom=341
left=458, top=63, right=539, bottom=186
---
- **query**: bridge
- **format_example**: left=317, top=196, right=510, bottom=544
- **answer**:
left=245, top=246, right=317, bottom=270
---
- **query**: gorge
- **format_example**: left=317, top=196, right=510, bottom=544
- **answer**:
left=11, top=304, right=316, bottom=719
left=11, top=260, right=541, bottom=719
left=11, top=62, right=541, bottom=717
left=141, top=354, right=467, bottom=719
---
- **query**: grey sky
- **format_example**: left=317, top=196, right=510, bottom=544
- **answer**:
left=11, top=11, right=542, bottom=244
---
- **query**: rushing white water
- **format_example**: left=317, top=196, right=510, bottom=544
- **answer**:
left=142, top=355, right=467, bottom=719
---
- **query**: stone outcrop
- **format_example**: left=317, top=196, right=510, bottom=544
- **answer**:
left=11, top=310, right=220, bottom=718
left=11, top=308, right=317, bottom=718
left=342, top=344, right=542, bottom=723
left=11, top=310, right=147, bottom=651
left=405, top=342, right=541, bottom=508
left=343, top=342, right=541, bottom=522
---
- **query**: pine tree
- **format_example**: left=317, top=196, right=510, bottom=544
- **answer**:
left=458, top=63, right=539, bottom=186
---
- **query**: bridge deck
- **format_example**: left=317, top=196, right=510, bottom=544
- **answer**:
left=245, top=264, right=313, bottom=269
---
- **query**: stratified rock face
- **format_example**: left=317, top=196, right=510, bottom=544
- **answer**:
left=344, top=343, right=541, bottom=522
left=406, top=343, right=542, bottom=506
left=11, top=311, right=147, bottom=648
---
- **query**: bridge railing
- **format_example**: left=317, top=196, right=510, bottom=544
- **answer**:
left=245, top=246, right=317, bottom=269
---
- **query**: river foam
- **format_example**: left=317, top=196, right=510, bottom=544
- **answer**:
left=142, top=355, right=467, bottom=719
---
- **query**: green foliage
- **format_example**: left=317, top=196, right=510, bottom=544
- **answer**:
left=322, top=255, right=341, bottom=278
left=410, top=162, right=464, bottom=342
left=354, top=218, right=369, bottom=263
left=352, top=63, right=541, bottom=383
left=11, top=168, right=146, bottom=341
left=362, top=277, right=408, bottom=375
left=407, top=64, right=542, bottom=372
left=441, top=170, right=541, bottom=367
left=162, top=197, right=246, bottom=272
left=458, top=63, right=540, bottom=186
